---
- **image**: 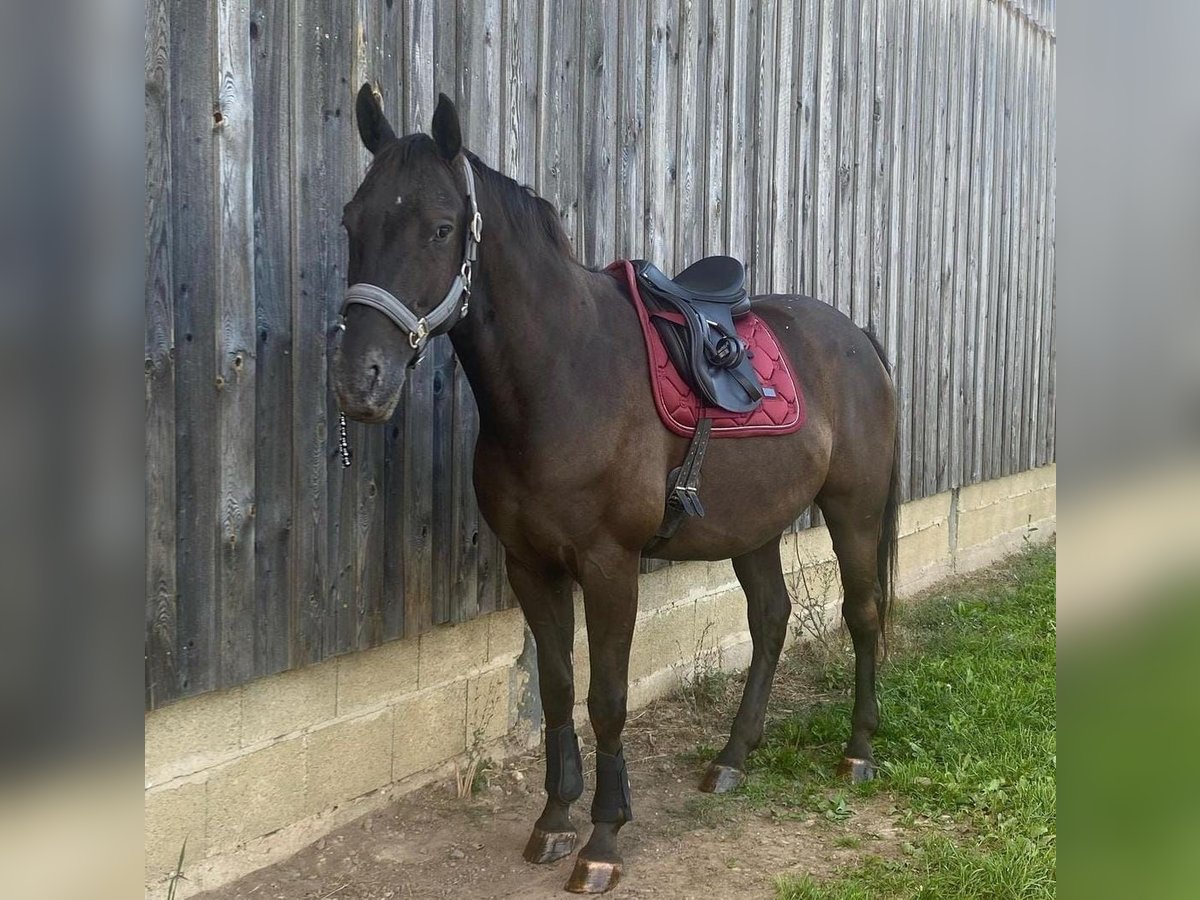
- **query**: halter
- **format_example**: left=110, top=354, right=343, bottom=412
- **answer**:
left=339, top=155, right=482, bottom=352
left=336, top=155, right=483, bottom=467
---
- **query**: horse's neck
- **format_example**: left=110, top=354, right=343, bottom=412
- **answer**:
left=447, top=213, right=610, bottom=439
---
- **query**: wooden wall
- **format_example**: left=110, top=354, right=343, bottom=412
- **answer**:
left=145, top=0, right=1056, bottom=707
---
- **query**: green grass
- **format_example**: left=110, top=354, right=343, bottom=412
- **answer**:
left=760, top=545, right=1057, bottom=899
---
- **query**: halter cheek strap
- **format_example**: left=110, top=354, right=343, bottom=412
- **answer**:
left=339, top=155, right=482, bottom=352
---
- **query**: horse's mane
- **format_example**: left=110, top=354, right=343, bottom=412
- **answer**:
left=464, top=151, right=575, bottom=258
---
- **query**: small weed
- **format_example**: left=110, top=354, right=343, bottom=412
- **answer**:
left=680, top=621, right=734, bottom=722
left=785, top=542, right=842, bottom=651
left=833, top=835, right=863, bottom=850
left=166, top=837, right=188, bottom=900
left=456, top=682, right=502, bottom=799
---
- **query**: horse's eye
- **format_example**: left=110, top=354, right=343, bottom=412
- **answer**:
left=434, top=223, right=454, bottom=242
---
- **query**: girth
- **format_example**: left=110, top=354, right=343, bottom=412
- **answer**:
left=633, top=257, right=764, bottom=414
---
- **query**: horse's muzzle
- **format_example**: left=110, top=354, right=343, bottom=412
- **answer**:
left=331, top=346, right=407, bottom=423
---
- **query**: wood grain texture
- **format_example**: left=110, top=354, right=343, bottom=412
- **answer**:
left=145, top=0, right=177, bottom=707
left=250, top=0, right=294, bottom=674
left=170, top=0, right=219, bottom=698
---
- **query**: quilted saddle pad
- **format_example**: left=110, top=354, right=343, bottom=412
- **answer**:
left=607, top=260, right=806, bottom=439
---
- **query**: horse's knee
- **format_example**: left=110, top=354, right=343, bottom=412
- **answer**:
left=587, top=688, right=628, bottom=742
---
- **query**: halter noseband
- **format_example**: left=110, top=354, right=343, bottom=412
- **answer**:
left=336, top=154, right=482, bottom=468
left=339, top=155, right=482, bottom=353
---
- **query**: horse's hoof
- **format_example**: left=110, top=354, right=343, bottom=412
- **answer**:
left=522, top=827, right=577, bottom=864
left=837, top=757, right=876, bottom=784
left=699, top=763, right=746, bottom=794
left=565, top=857, right=622, bottom=893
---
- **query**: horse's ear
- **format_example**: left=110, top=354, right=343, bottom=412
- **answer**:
left=431, top=93, right=462, bottom=161
left=356, top=82, right=396, bottom=155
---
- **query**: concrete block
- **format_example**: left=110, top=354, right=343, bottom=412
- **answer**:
left=628, top=601, right=697, bottom=682
left=337, top=635, right=419, bottom=714
left=695, top=588, right=749, bottom=650
left=898, top=491, right=953, bottom=537
left=898, top=519, right=950, bottom=573
left=241, top=662, right=336, bottom=745
left=959, top=465, right=1055, bottom=512
left=637, top=564, right=677, bottom=612
left=467, top=667, right=512, bottom=745
left=419, top=616, right=490, bottom=687
left=957, top=489, right=1050, bottom=549
left=718, top=636, right=754, bottom=673
left=145, top=778, right=207, bottom=879
left=305, top=708, right=394, bottom=812
left=393, top=681, right=468, bottom=780
left=488, top=608, right=528, bottom=663
left=206, top=737, right=307, bottom=848
left=628, top=664, right=688, bottom=709
left=704, top=558, right=739, bottom=593
left=145, top=688, right=241, bottom=786
left=785, top=558, right=842, bottom=609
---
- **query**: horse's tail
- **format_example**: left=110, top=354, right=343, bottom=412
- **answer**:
left=863, top=328, right=900, bottom=656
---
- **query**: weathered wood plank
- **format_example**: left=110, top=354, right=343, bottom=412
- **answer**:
left=938, top=0, right=966, bottom=493
left=322, top=0, right=357, bottom=658
left=882, top=0, right=908, bottom=382
left=724, top=0, right=750, bottom=262
left=814, top=0, right=839, bottom=305
left=617, top=0, right=648, bottom=258
left=770, top=0, right=795, bottom=292
left=501, top=0, right=538, bottom=189
left=170, top=0, right=219, bottom=696
left=956, top=0, right=983, bottom=488
left=537, top=0, right=581, bottom=245
left=645, top=0, right=679, bottom=270
left=794, top=0, right=819, bottom=296
left=987, top=1, right=1015, bottom=481
left=703, top=0, right=728, bottom=257
left=581, top=0, right=618, bottom=267
left=675, top=0, right=704, bottom=268
left=250, top=0, right=294, bottom=674
left=145, top=0, right=177, bottom=708
left=850, top=0, right=876, bottom=327
left=833, top=0, right=858, bottom=317
left=896, top=0, right=923, bottom=501
left=748, top=0, right=776, bottom=293
left=867, top=0, right=891, bottom=344
left=290, top=0, right=339, bottom=663
left=213, top=0, right=258, bottom=686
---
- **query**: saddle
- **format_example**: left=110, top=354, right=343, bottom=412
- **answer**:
left=633, top=257, right=764, bottom=414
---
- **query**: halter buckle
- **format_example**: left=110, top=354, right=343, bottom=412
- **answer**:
left=409, top=318, right=428, bottom=349
left=470, top=211, right=483, bottom=243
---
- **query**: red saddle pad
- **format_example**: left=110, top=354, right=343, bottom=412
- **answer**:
left=607, top=260, right=806, bottom=439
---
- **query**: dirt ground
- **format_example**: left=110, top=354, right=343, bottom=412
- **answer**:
left=196, top=658, right=909, bottom=900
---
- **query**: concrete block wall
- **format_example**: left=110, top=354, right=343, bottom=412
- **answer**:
left=145, top=463, right=1055, bottom=897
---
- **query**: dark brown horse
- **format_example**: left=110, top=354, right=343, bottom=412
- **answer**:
left=332, top=87, right=899, bottom=894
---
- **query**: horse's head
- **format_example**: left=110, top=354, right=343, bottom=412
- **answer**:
left=332, top=84, right=477, bottom=423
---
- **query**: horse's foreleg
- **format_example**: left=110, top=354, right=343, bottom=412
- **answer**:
left=701, top=536, right=791, bottom=793
left=565, top=547, right=640, bottom=894
left=506, top=558, right=583, bottom=864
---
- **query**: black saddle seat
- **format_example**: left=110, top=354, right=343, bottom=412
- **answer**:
left=636, top=256, right=752, bottom=315
left=632, top=256, right=764, bottom=414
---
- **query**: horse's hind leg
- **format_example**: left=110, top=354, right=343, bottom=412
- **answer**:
left=818, top=495, right=885, bottom=783
left=700, top=535, right=791, bottom=794
left=506, top=558, right=583, bottom=864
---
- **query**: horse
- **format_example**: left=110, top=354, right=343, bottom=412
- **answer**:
left=331, top=86, right=899, bottom=894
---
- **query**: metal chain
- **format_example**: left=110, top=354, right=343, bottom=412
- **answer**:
left=338, top=411, right=352, bottom=468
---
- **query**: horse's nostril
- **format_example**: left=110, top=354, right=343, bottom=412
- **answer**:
left=369, top=364, right=381, bottom=385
